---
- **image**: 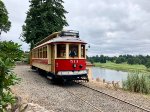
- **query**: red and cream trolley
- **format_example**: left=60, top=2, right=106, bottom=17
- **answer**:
left=31, top=30, right=89, bottom=82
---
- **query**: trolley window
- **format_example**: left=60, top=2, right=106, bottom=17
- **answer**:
left=81, top=45, right=85, bottom=58
left=39, top=48, right=42, bottom=58
left=35, top=49, right=38, bottom=58
left=34, top=50, right=36, bottom=58
left=57, top=44, right=66, bottom=58
left=43, top=46, right=47, bottom=58
left=69, top=44, right=79, bottom=58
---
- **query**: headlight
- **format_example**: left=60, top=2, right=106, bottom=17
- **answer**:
left=61, top=72, right=68, bottom=75
left=68, top=72, right=73, bottom=75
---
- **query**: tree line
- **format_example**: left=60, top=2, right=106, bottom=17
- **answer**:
left=87, top=55, right=150, bottom=68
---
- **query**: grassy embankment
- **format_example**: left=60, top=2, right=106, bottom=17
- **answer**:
left=94, top=62, right=148, bottom=73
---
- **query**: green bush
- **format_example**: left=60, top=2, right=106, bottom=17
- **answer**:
left=122, top=72, right=150, bottom=94
left=0, top=41, right=22, bottom=111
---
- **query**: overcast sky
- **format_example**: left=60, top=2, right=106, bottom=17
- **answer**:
left=2, top=0, right=150, bottom=56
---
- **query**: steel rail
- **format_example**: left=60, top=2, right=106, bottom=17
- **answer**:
left=66, top=90, right=103, bottom=112
left=76, top=82, right=150, bottom=112
left=64, top=88, right=103, bottom=112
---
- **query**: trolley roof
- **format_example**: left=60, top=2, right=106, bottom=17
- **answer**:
left=33, top=36, right=87, bottom=50
left=33, top=30, right=87, bottom=50
left=35, top=32, right=60, bottom=46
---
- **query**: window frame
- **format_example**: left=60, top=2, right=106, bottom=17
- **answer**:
left=69, top=44, right=79, bottom=58
left=56, top=44, right=66, bottom=59
left=43, top=46, right=47, bottom=58
left=81, top=44, right=86, bottom=58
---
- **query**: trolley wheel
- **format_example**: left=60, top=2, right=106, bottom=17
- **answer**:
left=62, top=78, right=67, bottom=84
left=86, top=78, right=89, bottom=82
left=31, top=66, right=36, bottom=70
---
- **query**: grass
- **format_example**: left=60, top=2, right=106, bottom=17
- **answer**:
left=94, top=62, right=148, bottom=73
left=122, top=72, right=150, bottom=94
left=94, top=62, right=150, bottom=94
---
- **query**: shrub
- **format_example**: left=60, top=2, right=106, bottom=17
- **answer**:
left=122, top=72, right=150, bottom=94
left=0, top=58, right=21, bottom=111
left=0, top=41, right=22, bottom=111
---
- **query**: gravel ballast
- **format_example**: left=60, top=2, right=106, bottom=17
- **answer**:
left=13, top=65, right=150, bottom=112
left=13, top=65, right=99, bottom=112
left=83, top=81, right=150, bottom=111
left=64, top=83, right=147, bottom=112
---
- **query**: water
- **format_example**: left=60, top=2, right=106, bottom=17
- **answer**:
left=92, top=67, right=128, bottom=83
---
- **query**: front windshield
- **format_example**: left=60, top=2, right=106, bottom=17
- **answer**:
left=69, top=44, right=78, bottom=58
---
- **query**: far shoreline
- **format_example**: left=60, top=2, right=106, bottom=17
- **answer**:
left=94, top=62, right=150, bottom=73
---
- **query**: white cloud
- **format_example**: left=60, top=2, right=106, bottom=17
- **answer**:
left=64, top=0, right=150, bottom=56
left=1, top=0, right=150, bottom=56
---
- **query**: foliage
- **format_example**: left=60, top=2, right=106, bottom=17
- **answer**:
left=88, top=55, right=106, bottom=63
left=0, top=41, right=23, bottom=61
left=122, top=72, right=150, bottom=94
left=88, top=55, right=150, bottom=68
left=0, top=0, right=11, bottom=35
left=127, top=58, right=134, bottom=65
left=22, top=0, right=68, bottom=49
left=0, top=41, right=22, bottom=112
left=145, top=60, right=150, bottom=69
left=22, top=51, right=30, bottom=64
left=99, top=55, right=106, bottom=63
left=116, top=57, right=125, bottom=64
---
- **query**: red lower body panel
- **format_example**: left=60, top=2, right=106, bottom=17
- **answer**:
left=55, top=59, right=86, bottom=73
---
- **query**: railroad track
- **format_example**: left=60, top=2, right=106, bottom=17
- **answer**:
left=64, top=86, right=103, bottom=112
left=73, top=81, right=150, bottom=112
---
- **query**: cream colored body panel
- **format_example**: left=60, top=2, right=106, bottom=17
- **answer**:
left=47, top=45, right=51, bottom=64
left=32, top=62, right=51, bottom=72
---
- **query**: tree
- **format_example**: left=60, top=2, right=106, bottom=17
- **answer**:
left=127, top=58, right=134, bottom=65
left=133, top=58, right=141, bottom=64
left=0, top=0, right=11, bottom=35
left=0, top=41, right=23, bottom=111
left=22, top=0, right=68, bottom=49
left=116, top=58, right=122, bottom=64
left=99, top=55, right=106, bottom=63
left=0, top=41, right=23, bottom=61
left=116, top=57, right=125, bottom=64
left=145, top=60, right=150, bottom=69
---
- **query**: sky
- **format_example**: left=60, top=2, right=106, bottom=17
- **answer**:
left=2, top=0, right=150, bottom=56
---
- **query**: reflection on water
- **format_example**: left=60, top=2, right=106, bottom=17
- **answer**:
left=92, top=67, right=128, bottom=82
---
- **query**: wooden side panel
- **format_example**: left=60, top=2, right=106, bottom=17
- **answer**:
left=78, top=44, right=81, bottom=58
left=51, top=45, right=55, bottom=73
left=47, top=45, right=51, bottom=64
left=32, top=62, right=51, bottom=72
left=66, top=44, right=69, bottom=59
